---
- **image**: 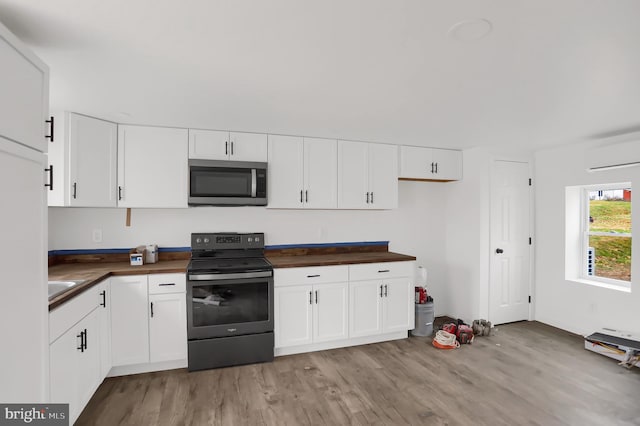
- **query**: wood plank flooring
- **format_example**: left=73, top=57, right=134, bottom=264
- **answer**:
left=77, top=322, right=640, bottom=425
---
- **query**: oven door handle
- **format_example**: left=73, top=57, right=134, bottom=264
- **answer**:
left=251, top=169, right=257, bottom=198
left=188, top=271, right=273, bottom=281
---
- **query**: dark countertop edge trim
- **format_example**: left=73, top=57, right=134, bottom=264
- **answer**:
left=265, top=241, right=389, bottom=250
left=48, top=247, right=192, bottom=256
left=267, top=254, right=417, bottom=268
left=48, top=265, right=188, bottom=311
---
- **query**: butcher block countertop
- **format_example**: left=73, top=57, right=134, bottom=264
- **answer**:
left=265, top=242, right=416, bottom=268
left=48, top=259, right=189, bottom=311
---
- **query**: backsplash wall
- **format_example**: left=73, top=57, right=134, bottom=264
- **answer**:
left=49, top=181, right=451, bottom=314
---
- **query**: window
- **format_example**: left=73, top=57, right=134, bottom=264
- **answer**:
left=583, top=184, right=632, bottom=286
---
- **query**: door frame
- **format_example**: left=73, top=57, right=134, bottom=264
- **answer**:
left=487, top=158, right=535, bottom=324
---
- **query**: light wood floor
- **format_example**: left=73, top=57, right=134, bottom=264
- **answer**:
left=77, top=322, right=640, bottom=425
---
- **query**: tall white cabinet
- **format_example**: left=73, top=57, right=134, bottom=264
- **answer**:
left=0, top=21, right=49, bottom=403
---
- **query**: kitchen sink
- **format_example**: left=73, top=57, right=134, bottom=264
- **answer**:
left=48, top=280, right=86, bottom=300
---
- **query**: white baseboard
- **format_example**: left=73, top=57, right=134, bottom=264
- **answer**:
left=107, top=358, right=187, bottom=377
left=275, top=331, right=408, bottom=357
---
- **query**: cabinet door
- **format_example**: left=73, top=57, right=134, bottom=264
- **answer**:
left=0, top=139, right=48, bottom=402
left=304, top=137, right=337, bottom=209
left=230, top=132, right=267, bottom=162
left=432, top=148, right=462, bottom=181
left=399, top=145, right=433, bottom=180
left=110, top=276, right=149, bottom=366
left=149, top=293, right=188, bottom=363
left=117, top=125, right=188, bottom=208
left=68, top=113, right=117, bottom=207
left=369, top=143, right=398, bottom=209
left=349, top=280, right=382, bottom=338
left=46, top=113, right=65, bottom=206
left=49, top=326, right=80, bottom=421
left=188, top=129, right=229, bottom=160
left=313, top=282, right=348, bottom=343
left=274, top=285, right=313, bottom=348
left=0, top=26, right=48, bottom=152
left=97, top=280, right=112, bottom=378
left=76, top=309, right=102, bottom=415
left=382, top=278, right=413, bottom=333
left=337, top=140, right=369, bottom=209
left=267, top=135, right=304, bottom=208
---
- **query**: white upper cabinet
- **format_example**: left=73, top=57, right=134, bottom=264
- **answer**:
left=268, top=135, right=304, bottom=208
left=0, top=25, right=49, bottom=153
left=304, top=137, right=338, bottom=209
left=268, top=135, right=337, bottom=209
left=117, top=125, right=188, bottom=208
left=399, top=146, right=462, bottom=181
left=189, top=129, right=267, bottom=162
left=68, top=113, right=118, bottom=207
left=338, top=141, right=398, bottom=209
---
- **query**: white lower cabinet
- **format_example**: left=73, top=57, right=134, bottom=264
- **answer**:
left=49, top=284, right=107, bottom=424
left=110, top=273, right=187, bottom=374
left=274, top=261, right=414, bottom=356
left=149, top=292, right=188, bottom=363
left=110, top=275, right=149, bottom=366
left=349, top=278, right=413, bottom=338
left=97, top=280, right=112, bottom=378
left=275, top=281, right=348, bottom=348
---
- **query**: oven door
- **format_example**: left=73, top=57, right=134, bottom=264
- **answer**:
left=187, top=273, right=274, bottom=340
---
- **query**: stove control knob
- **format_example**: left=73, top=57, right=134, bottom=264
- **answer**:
left=248, top=237, right=253, bottom=242
left=255, top=237, right=260, bottom=242
left=196, top=238, right=202, bottom=244
left=204, top=238, right=210, bottom=243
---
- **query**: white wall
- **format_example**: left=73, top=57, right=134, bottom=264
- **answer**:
left=49, top=180, right=453, bottom=316
left=534, top=139, right=640, bottom=335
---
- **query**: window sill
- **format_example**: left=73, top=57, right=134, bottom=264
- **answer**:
left=567, top=277, right=631, bottom=293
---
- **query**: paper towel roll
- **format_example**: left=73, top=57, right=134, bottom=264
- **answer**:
left=417, top=266, right=428, bottom=286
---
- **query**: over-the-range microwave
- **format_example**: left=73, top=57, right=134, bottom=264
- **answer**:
left=188, top=159, right=267, bottom=206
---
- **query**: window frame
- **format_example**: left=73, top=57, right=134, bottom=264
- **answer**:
left=581, top=182, right=632, bottom=288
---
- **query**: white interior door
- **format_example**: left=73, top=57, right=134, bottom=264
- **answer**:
left=489, top=160, right=531, bottom=325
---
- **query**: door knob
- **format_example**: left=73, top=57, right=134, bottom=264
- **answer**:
left=496, top=248, right=504, bottom=254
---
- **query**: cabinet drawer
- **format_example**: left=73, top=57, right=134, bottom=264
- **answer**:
left=275, top=265, right=349, bottom=287
left=349, top=261, right=414, bottom=281
left=148, top=273, right=186, bottom=294
left=49, top=282, right=102, bottom=344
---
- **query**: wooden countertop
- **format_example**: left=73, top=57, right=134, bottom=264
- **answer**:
left=266, top=251, right=416, bottom=268
left=48, top=259, right=189, bottom=311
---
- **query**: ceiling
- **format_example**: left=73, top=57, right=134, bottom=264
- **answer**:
left=1, top=0, right=639, bottom=151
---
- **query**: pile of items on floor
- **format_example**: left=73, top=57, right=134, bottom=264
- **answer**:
left=432, top=319, right=492, bottom=349
left=585, top=329, right=640, bottom=369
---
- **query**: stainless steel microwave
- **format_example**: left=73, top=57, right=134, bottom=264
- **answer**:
left=188, top=160, right=267, bottom=206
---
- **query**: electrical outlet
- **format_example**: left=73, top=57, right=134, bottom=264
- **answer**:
left=92, top=229, right=103, bottom=243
